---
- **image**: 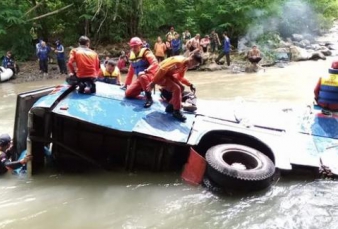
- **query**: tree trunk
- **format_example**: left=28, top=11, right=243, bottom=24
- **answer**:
left=85, top=19, right=89, bottom=37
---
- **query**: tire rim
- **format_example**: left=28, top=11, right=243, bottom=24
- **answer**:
left=217, top=149, right=263, bottom=170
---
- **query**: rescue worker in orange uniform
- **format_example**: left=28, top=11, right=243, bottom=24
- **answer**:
left=147, top=52, right=202, bottom=122
left=314, top=60, right=338, bottom=111
left=124, top=37, right=159, bottom=108
left=98, top=59, right=121, bottom=85
left=67, top=36, right=100, bottom=93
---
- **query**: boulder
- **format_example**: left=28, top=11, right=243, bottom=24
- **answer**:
left=198, top=63, right=226, bottom=71
left=274, top=48, right=290, bottom=53
left=319, top=47, right=332, bottom=56
left=279, top=40, right=292, bottom=48
left=292, top=34, right=303, bottom=41
left=302, top=33, right=316, bottom=43
left=286, top=37, right=293, bottom=43
left=309, top=51, right=326, bottom=60
left=290, top=45, right=311, bottom=61
left=328, top=44, right=338, bottom=50
left=300, top=39, right=311, bottom=46
left=311, top=44, right=321, bottom=50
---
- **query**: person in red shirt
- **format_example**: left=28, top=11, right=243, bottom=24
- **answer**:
left=67, top=36, right=100, bottom=94
left=147, top=52, right=202, bottom=121
left=124, top=37, right=159, bottom=108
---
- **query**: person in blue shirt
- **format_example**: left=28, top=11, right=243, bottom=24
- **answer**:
left=2, top=51, right=17, bottom=75
left=37, top=41, right=51, bottom=75
left=53, top=40, right=67, bottom=75
left=215, top=32, right=231, bottom=66
left=171, top=34, right=181, bottom=56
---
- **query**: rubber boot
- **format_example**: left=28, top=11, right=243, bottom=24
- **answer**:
left=165, top=104, right=174, bottom=113
left=173, top=110, right=186, bottom=122
left=144, top=92, right=153, bottom=108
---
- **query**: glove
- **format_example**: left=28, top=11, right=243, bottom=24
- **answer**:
left=190, top=84, right=196, bottom=94
left=138, top=71, right=146, bottom=76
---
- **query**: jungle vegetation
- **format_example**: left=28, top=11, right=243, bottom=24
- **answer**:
left=1, top=0, right=337, bottom=59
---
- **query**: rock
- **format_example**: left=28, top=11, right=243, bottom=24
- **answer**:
left=290, top=45, right=311, bottom=61
left=300, top=39, right=311, bottom=46
left=311, top=44, right=321, bottom=50
left=274, top=48, right=290, bottom=53
left=302, top=34, right=316, bottom=43
left=318, top=42, right=326, bottom=46
left=328, top=44, right=338, bottom=50
left=286, top=38, right=293, bottom=43
left=292, top=34, right=303, bottom=41
left=325, top=42, right=335, bottom=46
left=309, top=51, right=326, bottom=60
left=198, top=63, right=224, bottom=71
left=319, top=47, right=332, bottom=56
left=279, top=40, right=292, bottom=48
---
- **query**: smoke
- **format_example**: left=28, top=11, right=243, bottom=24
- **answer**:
left=238, top=0, right=321, bottom=52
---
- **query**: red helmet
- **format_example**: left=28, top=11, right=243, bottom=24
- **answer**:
left=129, top=37, right=142, bottom=47
left=332, top=60, right=338, bottom=69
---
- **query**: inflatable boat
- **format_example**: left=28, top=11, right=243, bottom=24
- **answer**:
left=0, top=67, right=13, bottom=82
left=12, top=82, right=338, bottom=192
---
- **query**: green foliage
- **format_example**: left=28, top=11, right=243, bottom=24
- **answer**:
left=0, top=0, right=337, bottom=60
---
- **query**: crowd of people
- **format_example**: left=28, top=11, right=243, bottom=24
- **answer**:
left=66, top=35, right=201, bottom=122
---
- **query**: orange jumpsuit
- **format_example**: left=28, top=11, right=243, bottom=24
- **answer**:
left=152, top=56, right=192, bottom=110
left=125, top=49, right=158, bottom=98
left=67, top=46, right=100, bottom=78
left=67, top=46, right=100, bottom=93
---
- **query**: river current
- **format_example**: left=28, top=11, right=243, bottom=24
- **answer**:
left=1, top=58, right=338, bottom=229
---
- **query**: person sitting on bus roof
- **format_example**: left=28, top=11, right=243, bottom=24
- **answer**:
left=98, top=59, right=122, bottom=85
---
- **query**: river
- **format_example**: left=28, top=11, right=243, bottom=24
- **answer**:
left=1, top=58, right=338, bottom=229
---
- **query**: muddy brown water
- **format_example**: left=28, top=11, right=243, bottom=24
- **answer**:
left=1, top=58, right=338, bottom=229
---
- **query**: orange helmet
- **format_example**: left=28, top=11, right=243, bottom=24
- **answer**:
left=332, top=60, right=338, bottom=69
left=129, top=37, right=142, bottom=47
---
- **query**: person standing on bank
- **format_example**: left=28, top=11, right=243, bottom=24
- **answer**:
left=171, top=34, right=181, bottom=56
left=216, top=32, right=231, bottom=66
left=67, top=36, right=100, bottom=94
left=210, top=30, right=221, bottom=53
left=37, top=41, right=51, bottom=76
left=54, top=40, right=67, bottom=75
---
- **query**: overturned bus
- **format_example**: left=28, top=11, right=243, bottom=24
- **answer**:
left=13, top=82, right=338, bottom=191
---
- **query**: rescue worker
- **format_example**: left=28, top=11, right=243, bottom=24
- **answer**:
left=67, top=36, right=100, bottom=94
left=2, top=51, right=17, bottom=75
left=124, top=37, right=159, bottom=108
left=147, top=52, right=202, bottom=122
left=54, top=40, right=67, bottom=75
left=314, top=61, right=338, bottom=111
left=0, top=134, right=32, bottom=175
left=98, top=59, right=121, bottom=85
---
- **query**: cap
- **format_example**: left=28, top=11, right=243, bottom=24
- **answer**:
left=0, top=134, right=11, bottom=147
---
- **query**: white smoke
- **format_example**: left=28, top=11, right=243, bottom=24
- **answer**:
left=237, top=0, right=320, bottom=52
